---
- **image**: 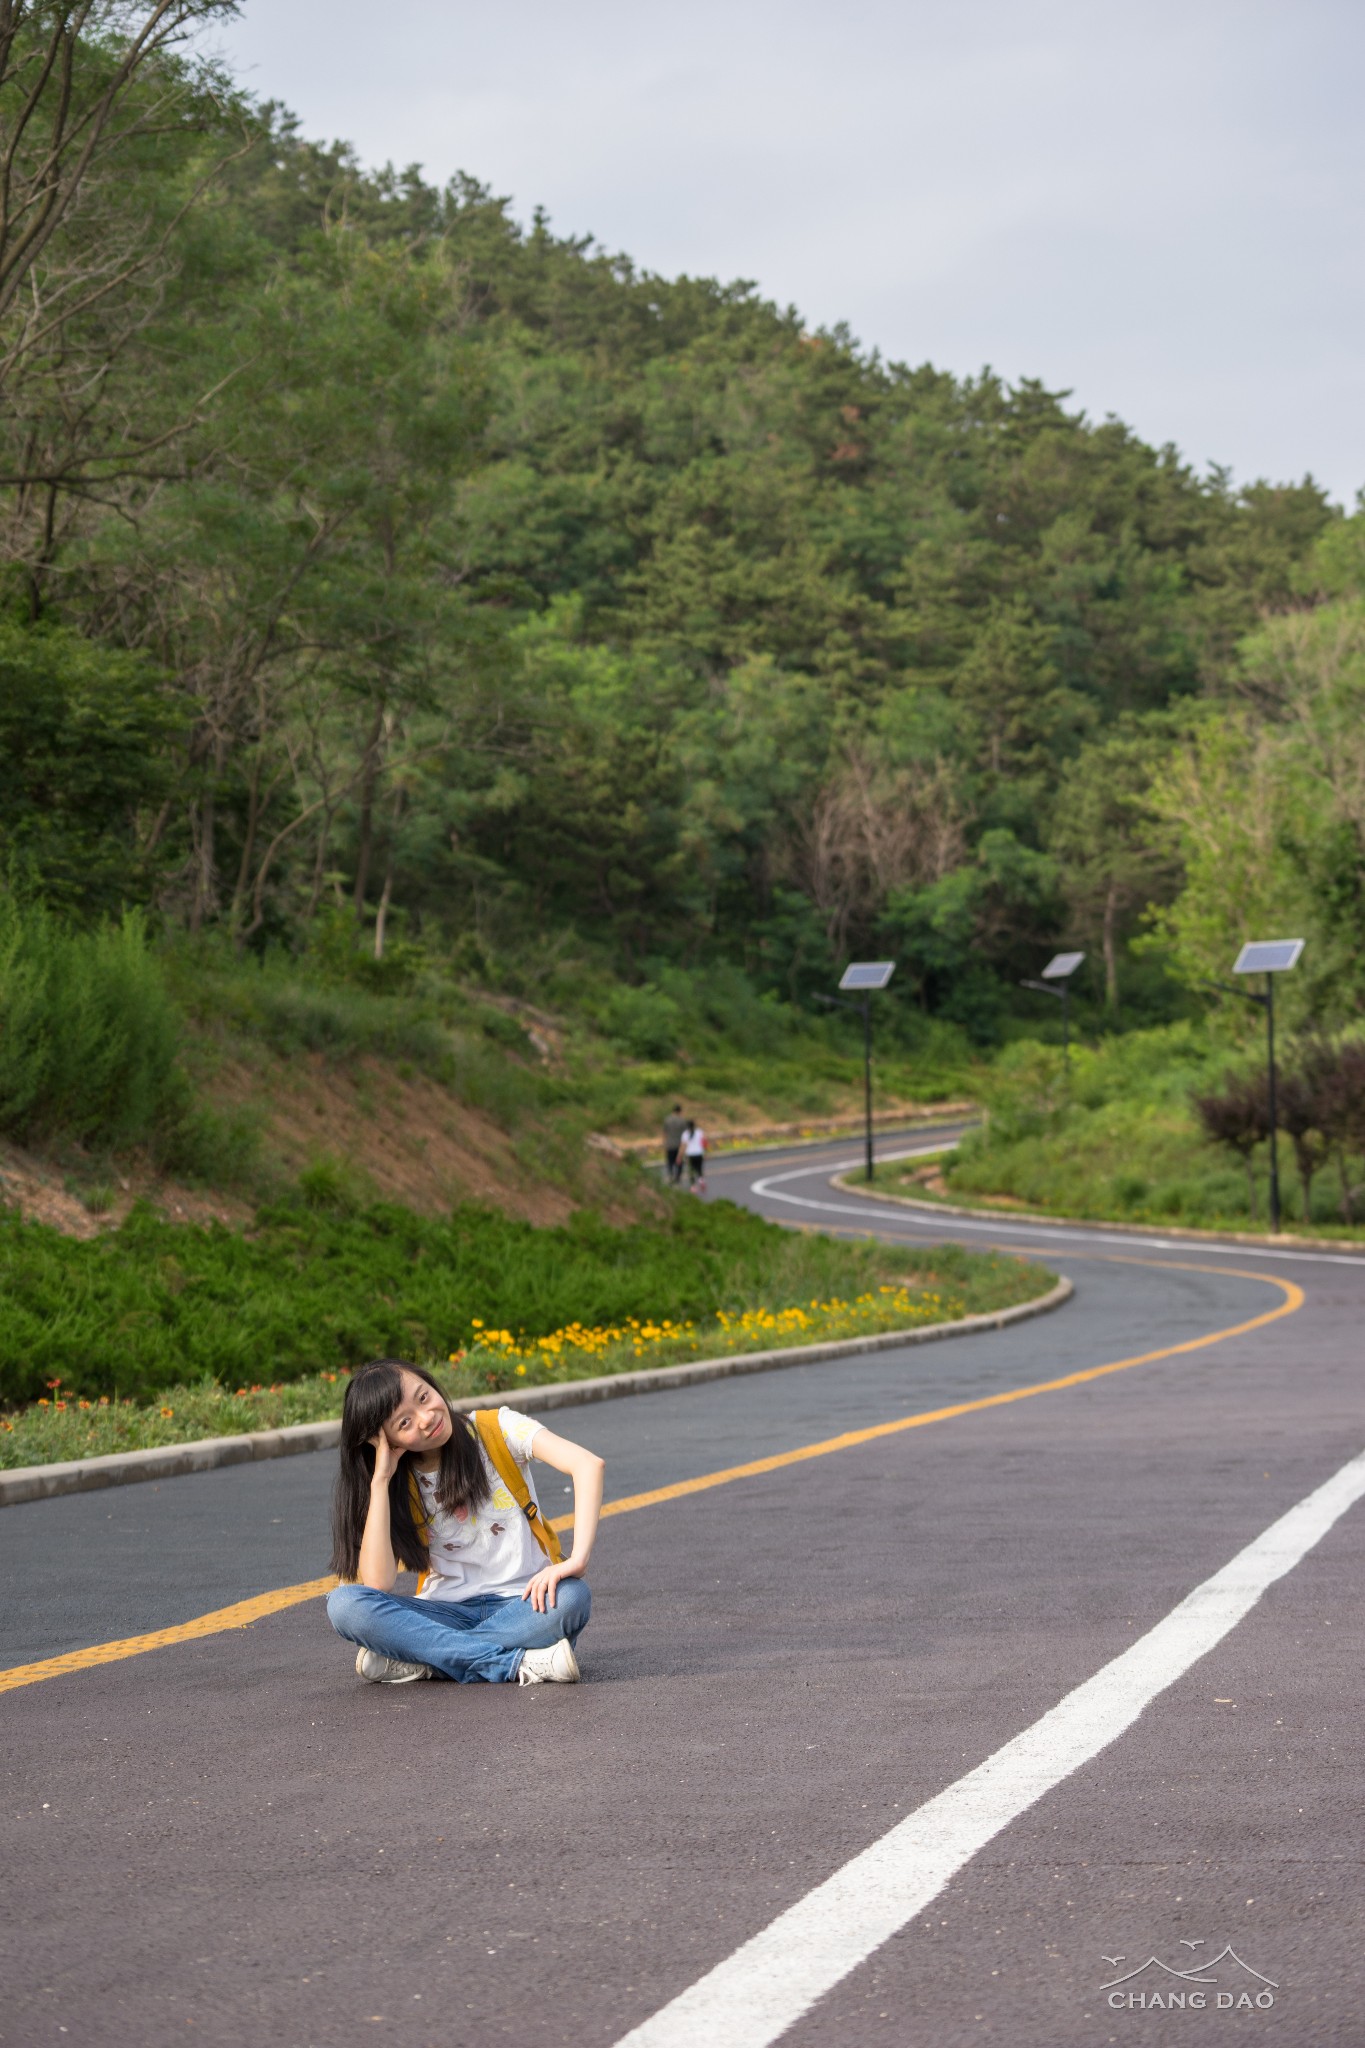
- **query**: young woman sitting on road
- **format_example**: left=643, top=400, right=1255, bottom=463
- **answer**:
left=327, top=1359, right=604, bottom=1686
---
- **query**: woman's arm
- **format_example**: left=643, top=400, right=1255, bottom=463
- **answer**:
left=521, top=1424, right=605, bottom=1613
left=356, top=1432, right=402, bottom=1591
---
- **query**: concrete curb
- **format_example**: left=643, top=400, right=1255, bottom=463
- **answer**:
left=832, top=1168, right=1365, bottom=1252
left=0, top=1277, right=1072, bottom=1507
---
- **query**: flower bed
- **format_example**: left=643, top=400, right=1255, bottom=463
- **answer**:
left=0, top=1271, right=1061, bottom=1469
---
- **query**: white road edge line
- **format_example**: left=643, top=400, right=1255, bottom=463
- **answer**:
left=613, top=1441, right=1365, bottom=2048
left=750, top=1156, right=1365, bottom=1269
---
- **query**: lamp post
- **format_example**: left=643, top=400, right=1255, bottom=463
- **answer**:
left=1231, top=939, right=1304, bottom=1233
left=825, top=962, right=896, bottom=1182
left=1020, top=951, right=1086, bottom=1071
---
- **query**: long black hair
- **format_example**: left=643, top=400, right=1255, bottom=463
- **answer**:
left=330, top=1359, right=491, bottom=1580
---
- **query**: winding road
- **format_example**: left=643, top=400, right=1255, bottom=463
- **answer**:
left=2, top=1128, right=1362, bottom=2046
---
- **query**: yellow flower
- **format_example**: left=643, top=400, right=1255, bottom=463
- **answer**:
left=160, top=1406, right=174, bottom=1419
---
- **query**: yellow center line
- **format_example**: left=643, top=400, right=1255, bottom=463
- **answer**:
left=0, top=1265, right=1303, bottom=1697
left=0, top=1578, right=337, bottom=1696
left=584, top=1269, right=1301, bottom=1520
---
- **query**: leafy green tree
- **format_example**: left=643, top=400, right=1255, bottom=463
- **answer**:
left=0, top=618, right=177, bottom=913
left=1049, top=718, right=1179, bottom=1010
left=1152, top=581, right=1365, bottom=1023
left=884, top=828, right=1060, bottom=1040
left=949, top=599, right=1090, bottom=808
left=1143, top=710, right=1317, bottom=1017
left=0, top=4, right=248, bottom=610
left=80, top=224, right=494, bottom=943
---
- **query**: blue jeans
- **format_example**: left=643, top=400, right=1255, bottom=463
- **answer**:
left=326, top=1578, right=591, bottom=1684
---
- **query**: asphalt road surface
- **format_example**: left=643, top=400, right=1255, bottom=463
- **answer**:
left=2, top=1128, right=1362, bottom=2047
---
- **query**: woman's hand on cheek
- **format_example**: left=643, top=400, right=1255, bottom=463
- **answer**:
left=522, top=1562, right=576, bottom=1613
left=369, top=1429, right=401, bottom=1487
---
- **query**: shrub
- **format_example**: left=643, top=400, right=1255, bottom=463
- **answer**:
left=596, top=983, right=685, bottom=1060
left=0, top=895, right=181, bottom=1147
left=154, top=1100, right=264, bottom=1186
left=975, top=1041, right=1068, bottom=1143
left=1193, top=1069, right=1269, bottom=1218
left=296, top=1154, right=370, bottom=1214
left=476, top=1005, right=535, bottom=1053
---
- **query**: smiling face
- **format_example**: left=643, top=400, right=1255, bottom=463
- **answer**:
left=380, top=1368, right=453, bottom=1468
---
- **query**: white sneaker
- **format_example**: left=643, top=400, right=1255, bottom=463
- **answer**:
left=355, top=1648, right=433, bottom=1684
left=516, top=1639, right=582, bottom=1686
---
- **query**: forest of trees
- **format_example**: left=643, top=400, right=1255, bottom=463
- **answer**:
left=4, top=2, right=1365, bottom=1047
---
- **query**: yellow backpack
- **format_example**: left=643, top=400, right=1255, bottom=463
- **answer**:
left=407, top=1408, right=563, bottom=1580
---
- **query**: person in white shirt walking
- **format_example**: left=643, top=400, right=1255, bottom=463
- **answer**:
left=682, top=1119, right=707, bottom=1192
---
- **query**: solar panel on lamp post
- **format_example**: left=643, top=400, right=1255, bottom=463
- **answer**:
left=1019, top=951, right=1086, bottom=1071
left=837, top=962, right=896, bottom=1182
left=1232, top=939, right=1304, bottom=1233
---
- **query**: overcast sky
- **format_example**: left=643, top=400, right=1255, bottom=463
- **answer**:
left=213, top=1, right=1365, bottom=505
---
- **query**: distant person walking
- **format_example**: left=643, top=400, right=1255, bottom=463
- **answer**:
left=662, top=1103, right=687, bottom=1184
left=683, top=1118, right=707, bottom=1192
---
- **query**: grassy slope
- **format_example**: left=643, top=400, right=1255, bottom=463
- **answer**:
left=23, top=948, right=976, bottom=1235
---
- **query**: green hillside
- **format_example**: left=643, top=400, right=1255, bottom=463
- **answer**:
left=3, top=13, right=1365, bottom=1235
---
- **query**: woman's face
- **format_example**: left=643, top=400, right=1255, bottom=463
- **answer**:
left=380, top=1370, right=453, bottom=1460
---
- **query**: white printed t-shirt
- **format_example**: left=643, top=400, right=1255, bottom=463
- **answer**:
left=413, top=1406, right=547, bottom=1603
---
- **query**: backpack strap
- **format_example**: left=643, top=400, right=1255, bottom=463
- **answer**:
left=406, top=1466, right=431, bottom=1592
left=472, top=1409, right=563, bottom=1564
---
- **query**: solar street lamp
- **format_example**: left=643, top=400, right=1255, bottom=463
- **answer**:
left=837, top=962, right=896, bottom=1183
left=1020, top=951, right=1086, bottom=1070
left=1232, top=938, right=1304, bottom=1233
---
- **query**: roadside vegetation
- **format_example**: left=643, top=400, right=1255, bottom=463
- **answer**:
left=876, top=1025, right=1365, bottom=1235
left=0, top=1190, right=1045, bottom=1411
left=0, top=1215, right=1049, bottom=1466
